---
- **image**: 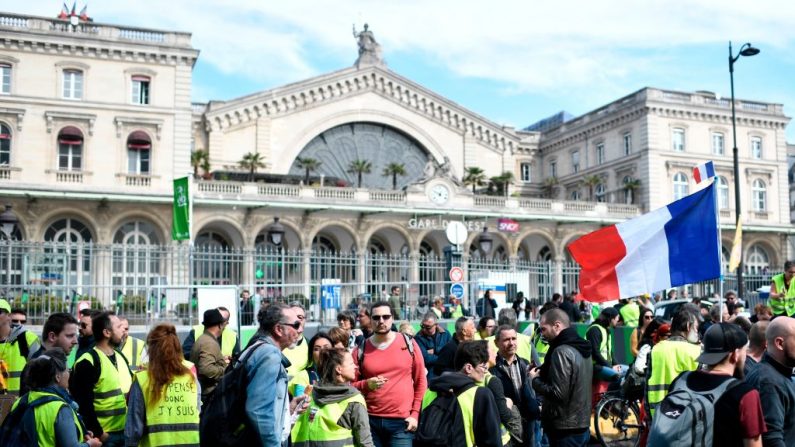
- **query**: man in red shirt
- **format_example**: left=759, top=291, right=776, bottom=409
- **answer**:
left=669, top=322, right=766, bottom=446
left=353, top=301, right=427, bottom=447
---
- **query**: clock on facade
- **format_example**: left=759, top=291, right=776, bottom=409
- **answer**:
left=428, top=184, right=450, bottom=204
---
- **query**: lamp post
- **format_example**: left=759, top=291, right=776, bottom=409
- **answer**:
left=729, top=41, right=759, bottom=299
left=0, top=204, right=18, bottom=288
left=478, top=227, right=493, bottom=258
left=267, top=217, right=286, bottom=296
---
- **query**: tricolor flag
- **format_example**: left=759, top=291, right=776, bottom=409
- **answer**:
left=568, top=182, right=720, bottom=302
left=693, top=161, right=716, bottom=184
left=79, top=5, right=88, bottom=21
left=58, top=3, right=69, bottom=19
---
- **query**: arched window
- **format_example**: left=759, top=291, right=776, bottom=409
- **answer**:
left=311, top=235, right=339, bottom=282
left=673, top=172, right=689, bottom=200
left=58, top=126, right=83, bottom=171
left=537, top=246, right=552, bottom=261
left=0, top=123, right=10, bottom=165
left=44, top=218, right=93, bottom=291
left=112, top=221, right=161, bottom=295
left=127, top=131, right=151, bottom=175
left=194, top=231, right=238, bottom=285
left=717, top=176, right=729, bottom=210
left=746, top=245, right=769, bottom=275
left=595, top=183, right=606, bottom=203
left=752, top=179, right=766, bottom=212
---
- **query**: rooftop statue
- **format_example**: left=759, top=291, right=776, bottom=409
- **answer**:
left=353, top=23, right=384, bottom=67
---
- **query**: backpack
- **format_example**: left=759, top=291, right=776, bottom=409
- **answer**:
left=0, top=393, right=64, bottom=445
left=357, top=332, right=415, bottom=370
left=199, top=339, right=266, bottom=447
left=414, top=383, right=474, bottom=447
left=647, top=371, right=739, bottom=447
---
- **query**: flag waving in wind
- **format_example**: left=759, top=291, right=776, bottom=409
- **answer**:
left=568, top=182, right=720, bottom=302
left=693, top=161, right=715, bottom=184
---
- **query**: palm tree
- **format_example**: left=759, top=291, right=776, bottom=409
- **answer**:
left=238, top=152, right=266, bottom=182
left=499, top=171, right=514, bottom=197
left=582, top=174, right=602, bottom=201
left=623, top=178, right=641, bottom=204
left=190, top=150, right=209, bottom=179
left=463, top=167, right=487, bottom=194
left=382, top=162, right=407, bottom=190
left=348, top=159, right=372, bottom=188
left=296, top=157, right=322, bottom=185
left=542, top=176, right=559, bottom=199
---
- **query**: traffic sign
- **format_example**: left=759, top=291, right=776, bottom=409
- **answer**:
left=449, top=267, right=464, bottom=282
left=445, top=221, right=467, bottom=245
left=450, top=283, right=465, bottom=299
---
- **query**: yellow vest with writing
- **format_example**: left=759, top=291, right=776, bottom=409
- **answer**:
left=133, top=362, right=199, bottom=447
left=75, top=347, right=132, bottom=432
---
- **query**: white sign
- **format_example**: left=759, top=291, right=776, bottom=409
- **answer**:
left=407, top=217, right=484, bottom=232
left=449, top=267, right=465, bottom=283
left=446, top=221, right=468, bottom=245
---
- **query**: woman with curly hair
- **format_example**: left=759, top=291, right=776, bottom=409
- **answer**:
left=124, top=324, right=200, bottom=446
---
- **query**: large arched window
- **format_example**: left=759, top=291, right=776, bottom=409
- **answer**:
left=418, top=240, right=439, bottom=298
left=673, top=172, right=689, bottom=200
left=746, top=245, right=769, bottom=275
left=58, top=126, right=83, bottom=171
left=0, top=123, right=10, bottom=165
left=44, top=218, right=93, bottom=291
left=127, top=131, right=151, bottom=175
left=752, top=179, right=766, bottom=212
left=112, top=221, right=161, bottom=294
left=194, top=231, right=238, bottom=285
left=311, top=235, right=339, bottom=282
left=717, top=176, right=729, bottom=210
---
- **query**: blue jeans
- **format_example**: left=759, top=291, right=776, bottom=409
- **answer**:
left=102, top=432, right=126, bottom=447
left=369, top=415, right=414, bottom=447
left=547, top=430, right=590, bottom=447
left=594, top=364, right=628, bottom=382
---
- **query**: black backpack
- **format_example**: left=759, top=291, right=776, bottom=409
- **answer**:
left=199, top=339, right=266, bottom=447
left=0, top=393, right=64, bottom=445
left=414, top=383, right=473, bottom=447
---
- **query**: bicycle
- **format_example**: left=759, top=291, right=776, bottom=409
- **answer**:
left=593, top=388, right=644, bottom=447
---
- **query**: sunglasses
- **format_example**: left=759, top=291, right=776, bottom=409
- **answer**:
left=279, top=321, right=302, bottom=330
left=421, top=324, right=435, bottom=330
left=11, top=319, right=26, bottom=324
left=371, top=314, right=392, bottom=321
left=643, top=315, right=653, bottom=320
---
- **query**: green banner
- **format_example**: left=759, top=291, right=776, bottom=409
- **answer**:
left=172, top=177, right=191, bottom=240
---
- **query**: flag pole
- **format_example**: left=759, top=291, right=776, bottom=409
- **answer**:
left=712, top=177, right=725, bottom=322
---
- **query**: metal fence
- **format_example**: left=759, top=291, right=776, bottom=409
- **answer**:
left=0, top=240, right=774, bottom=325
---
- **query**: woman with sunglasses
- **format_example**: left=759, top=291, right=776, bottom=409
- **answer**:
left=289, top=332, right=333, bottom=397
left=630, top=307, right=653, bottom=357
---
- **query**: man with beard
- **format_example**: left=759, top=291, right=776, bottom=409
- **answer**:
left=656, top=323, right=766, bottom=446
left=746, top=317, right=795, bottom=447
left=70, top=312, right=133, bottom=447
left=75, top=308, right=99, bottom=360
left=353, top=301, right=427, bottom=446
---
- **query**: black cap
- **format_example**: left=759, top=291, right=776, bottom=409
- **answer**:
left=202, top=308, right=224, bottom=327
left=697, top=322, right=748, bottom=366
left=601, top=307, right=619, bottom=319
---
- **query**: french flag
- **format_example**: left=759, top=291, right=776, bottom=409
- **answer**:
left=568, top=182, right=720, bottom=302
left=693, top=161, right=716, bottom=184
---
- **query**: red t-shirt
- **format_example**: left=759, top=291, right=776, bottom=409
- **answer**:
left=352, top=334, right=428, bottom=419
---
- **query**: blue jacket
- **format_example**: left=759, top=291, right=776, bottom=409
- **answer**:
left=244, top=334, right=291, bottom=446
left=414, top=326, right=451, bottom=378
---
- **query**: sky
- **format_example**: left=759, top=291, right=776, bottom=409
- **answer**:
left=9, top=1, right=795, bottom=140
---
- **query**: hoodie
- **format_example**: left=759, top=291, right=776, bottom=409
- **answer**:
left=310, top=382, right=374, bottom=447
left=426, top=372, right=503, bottom=447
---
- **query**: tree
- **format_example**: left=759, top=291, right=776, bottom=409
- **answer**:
left=542, top=176, right=559, bottom=199
left=463, top=167, right=487, bottom=194
left=348, top=159, right=372, bottom=188
left=623, top=178, right=641, bottom=204
left=490, top=171, right=515, bottom=197
left=238, top=152, right=266, bottom=182
left=382, top=162, right=407, bottom=190
left=582, top=174, right=602, bottom=201
left=296, top=157, right=322, bottom=185
left=190, top=150, right=209, bottom=179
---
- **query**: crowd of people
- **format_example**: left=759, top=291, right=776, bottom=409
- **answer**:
left=0, top=261, right=793, bottom=446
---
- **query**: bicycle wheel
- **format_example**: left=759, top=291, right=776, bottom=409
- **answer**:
left=593, top=396, right=642, bottom=447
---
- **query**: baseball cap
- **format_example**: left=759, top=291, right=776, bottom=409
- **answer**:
left=601, top=307, right=619, bottom=319
left=696, top=322, right=748, bottom=366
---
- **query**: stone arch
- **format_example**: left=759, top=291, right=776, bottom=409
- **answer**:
left=37, top=208, right=98, bottom=242
left=362, top=222, right=413, bottom=254
left=305, top=221, right=359, bottom=253
left=516, top=230, right=557, bottom=261
left=745, top=237, right=778, bottom=269
left=193, top=216, right=246, bottom=248
left=252, top=217, right=304, bottom=251
left=466, top=230, right=511, bottom=259
left=107, top=210, right=169, bottom=246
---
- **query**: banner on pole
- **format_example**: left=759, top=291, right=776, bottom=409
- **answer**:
left=728, top=216, right=742, bottom=272
left=172, top=177, right=191, bottom=240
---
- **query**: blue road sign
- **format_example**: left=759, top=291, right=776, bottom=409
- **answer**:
left=450, top=283, right=465, bottom=299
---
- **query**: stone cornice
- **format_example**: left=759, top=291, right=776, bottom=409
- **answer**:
left=647, top=104, right=789, bottom=130
left=203, top=66, right=535, bottom=154
left=539, top=106, right=647, bottom=151
left=44, top=110, right=96, bottom=135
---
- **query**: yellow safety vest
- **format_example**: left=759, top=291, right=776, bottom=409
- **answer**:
left=451, top=304, right=464, bottom=319
left=422, top=385, right=479, bottom=447
left=771, top=273, right=795, bottom=317
left=11, top=390, right=84, bottom=447
left=646, top=339, right=701, bottom=414
left=121, top=336, right=146, bottom=369
left=283, top=336, right=309, bottom=376
left=291, top=392, right=367, bottom=447
left=587, top=324, right=612, bottom=365
left=133, top=364, right=199, bottom=447
left=619, top=302, right=640, bottom=327
left=0, top=330, right=39, bottom=393
left=192, top=325, right=238, bottom=357
left=478, top=373, right=512, bottom=446
left=75, top=347, right=132, bottom=432
left=532, top=331, right=549, bottom=364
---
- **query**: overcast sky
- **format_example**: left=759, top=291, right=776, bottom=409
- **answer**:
left=9, top=1, right=795, bottom=140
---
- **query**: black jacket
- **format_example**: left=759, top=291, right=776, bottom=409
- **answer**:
left=532, top=327, right=593, bottom=435
left=490, top=355, right=540, bottom=422
left=415, top=326, right=452, bottom=379
left=746, top=352, right=795, bottom=447
left=427, top=372, right=503, bottom=447
left=433, top=337, right=460, bottom=376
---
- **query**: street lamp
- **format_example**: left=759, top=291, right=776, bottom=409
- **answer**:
left=267, top=217, right=287, bottom=294
left=478, top=227, right=493, bottom=258
left=729, top=41, right=759, bottom=299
